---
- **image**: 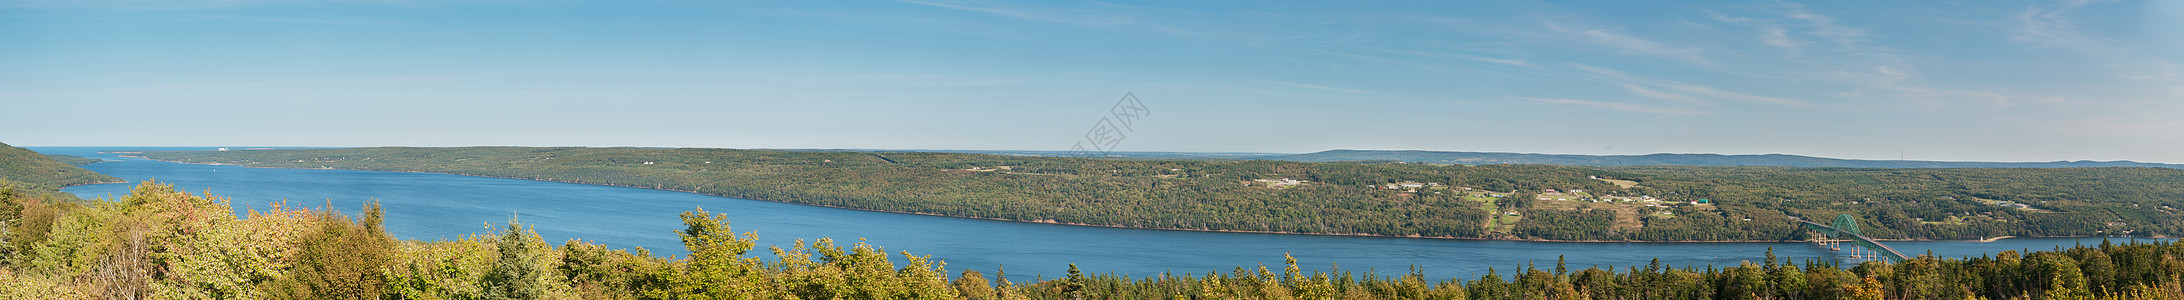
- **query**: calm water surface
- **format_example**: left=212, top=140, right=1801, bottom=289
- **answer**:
left=35, top=147, right=2167, bottom=282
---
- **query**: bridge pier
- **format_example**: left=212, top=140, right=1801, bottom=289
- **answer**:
left=1802, top=219, right=1909, bottom=263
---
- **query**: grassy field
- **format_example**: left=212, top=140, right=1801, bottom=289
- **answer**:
left=1594, top=177, right=1639, bottom=188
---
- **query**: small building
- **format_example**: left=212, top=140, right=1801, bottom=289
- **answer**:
left=1254, top=178, right=1307, bottom=187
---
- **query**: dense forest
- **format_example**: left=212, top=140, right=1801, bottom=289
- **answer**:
left=1269, top=150, right=2184, bottom=169
left=0, top=142, right=121, bottom=195
left=3, top=181, right=2182, bottom=299
left=137, top=147, right=2184, bottom=242
left=1601, top=166, right=2184, bottom=240
left=3, top=144, right=2182, bottom=298
left=44, top=154, right=104, bottom=166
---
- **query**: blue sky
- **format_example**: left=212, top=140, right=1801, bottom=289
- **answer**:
left=3, top=0, right=2180, bottom=163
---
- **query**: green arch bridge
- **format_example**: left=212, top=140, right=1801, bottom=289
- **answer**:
left=1799, top=214, right=1910, bottom=262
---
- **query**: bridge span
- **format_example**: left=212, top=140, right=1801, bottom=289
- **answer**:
left=1799, top=216, right=1910, bottom=263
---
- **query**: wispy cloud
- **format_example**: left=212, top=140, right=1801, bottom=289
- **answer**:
left=1777, top=5, right=2022, bottom=111
left=2057, top=113, right=2184, bottom=137
left=0, top=74, right=489, bottom=99
left=1656, top=81, right=1803, bottom=107
left=1620, top=84, right=1707, bottom=104
left=2128, top=60, right=2180, bottom=81
left=1706, top=9, right=1800, bottom=55
left=1546, top=22, right=1713, bottom=66
left=1432, top=52, right=1533, bottom=67
left=1696, top=3, right=2024, bottom=110
left=0, top=0, right=476, bottom=9
left=1782, top=4, right=1868, bottom=49
left=1255, top=80, right=1372, bottom=95
left=1382, top=50, right=1537, bottom=69
left=894, top=0, right=1196, bottom=36
left=1758, top=27, right=1797, bottom=50
left=1460, top=55, right=1535, bottom=67
left=1707, top=3, right=1895, bottom=64
left=1567, top=63, right=1805, bottom=107
left=1516, top=97, right=1706, bottom=115
left=188, top=15, right=401, bottom=26
left=2012, top=0, right=2176, bottom=81
left=1291, top=48, right=1448, bottom=75
left=1569, top=63, right=1627, bottom=77
left=1842, top=66, right=2012, bottom=109
left=758, top=73, right=1027, bottom=88
left=2012, top=0, right=2107, bottom=48
left=1703, top=9, right=1753, bottom=24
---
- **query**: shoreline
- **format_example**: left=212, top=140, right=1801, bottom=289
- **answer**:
left=53, top=160, right=128, bottom=189
left=58, top=180, right=131, bottom=188
left=125, top=156, right=2125, bottom=244
left=58, top=164, right=130, bottom=188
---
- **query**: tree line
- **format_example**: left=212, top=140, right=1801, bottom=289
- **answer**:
left=0, top=143, right=120, bottom=193
left=4, top=182, right=2182, bottom=299
left=134, top=147, right=2184, bottom=242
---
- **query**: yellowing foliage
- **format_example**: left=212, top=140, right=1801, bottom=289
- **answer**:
left=4, top=180, right=2183, bottom=300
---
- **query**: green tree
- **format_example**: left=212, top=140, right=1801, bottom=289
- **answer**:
left=648, top=208, right=770, bottom=299
left=484, top=221, right=557, bottom=300
left=955, top=269, right=996, bottom=300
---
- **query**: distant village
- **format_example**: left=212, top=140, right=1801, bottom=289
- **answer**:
left=932, top=164, right=2040, bottom=224
left=910, top=162, right=2082, bottom=235
left=1245, top=176, right=1713, bottom=219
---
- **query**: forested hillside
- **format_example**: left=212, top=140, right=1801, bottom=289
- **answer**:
left=42, top=154, right=102, bottom=166
left=1604, top=166, right=2184, bottom=239
left=137, top=147, right=2184, bottom=242
left=3, top=182, right=2181, bottom=299
left=0, top=142, right=121, bottom=193
left=1272, top=150, right=2184, bottom=169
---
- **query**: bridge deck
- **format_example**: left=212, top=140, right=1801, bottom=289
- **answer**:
left=1800, top=220, right=1910, bottom=262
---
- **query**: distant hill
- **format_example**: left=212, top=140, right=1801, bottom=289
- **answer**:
left=0, top=142, right=123, bottom=190
left=43, top=153, right=103, bottom=166
left=136, top=146, right=2184, bottom=241
left=790, top=149, right=1289, bottom=160
left=1266, top=149, right=2184, bottom=169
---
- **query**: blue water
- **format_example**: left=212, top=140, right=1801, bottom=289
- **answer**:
left=32, top=146, right=2169, bottom=282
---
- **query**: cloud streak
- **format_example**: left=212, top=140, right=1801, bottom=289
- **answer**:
left=1516, top=97, right=1706, bottom=115
left=894, top=0, right=1196, bottom=36
left=1620, top=84, right=1707, bottom=104
left=1546, top=22, right=1713, bottom=66
left=1693, top=3, right=2031, bottom=111
left=1255, top=80, right=1373, bottom=95
left=1567, top=63, right=1806, bottom=107
left=2013, top=0, right=2178, bottom=81
left=1656, top=81, right=1803, bottom=107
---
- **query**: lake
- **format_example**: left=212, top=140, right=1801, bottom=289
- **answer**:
left=34, top=146, right=2164, bottom=282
